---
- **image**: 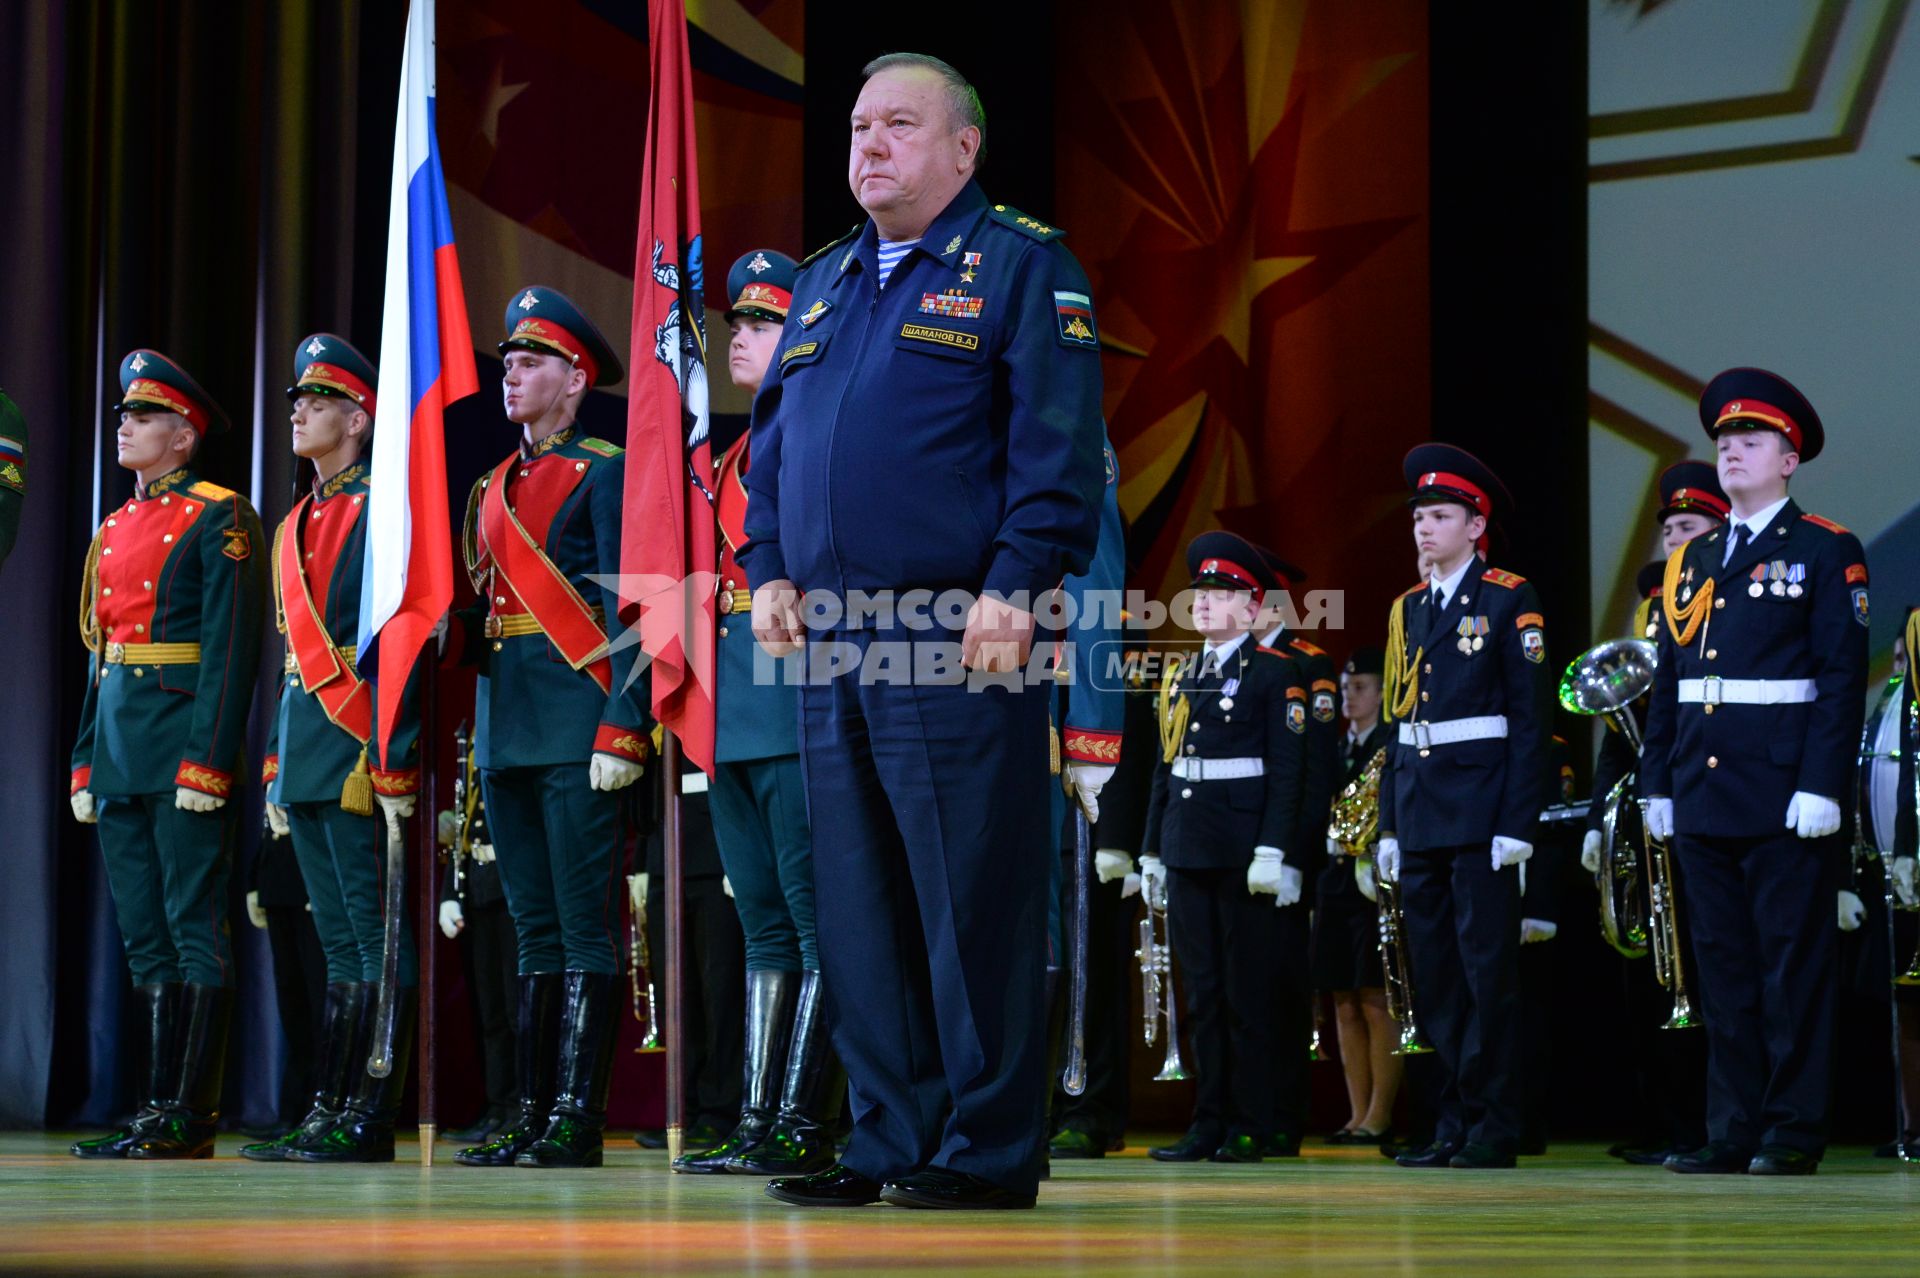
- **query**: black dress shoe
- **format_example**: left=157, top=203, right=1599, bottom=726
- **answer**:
left=1395, top=1140, right=1463, bottom=1169
left=1262, top=1132, right=1302, bottom=1158
left=1749, top=1147, right=1819, bottom=1176
left=1449, top=1142, right=1516, bottom=1169
left=879, top=1166, right=1036, bottom=1210
left=1611, top=1142, right=1674, bottom=1166
left=1874, top=1135, right=1919, bottom=1159
left=1665, top=1141, right=1752, bottom=1174
left=1209, top=1133, right=1263, bottom=1163
left=1149, top=1127, right=1224, bottom=1162
left=765, top=1163, right=884, bottom=1207
left=1048, top=1128, right=1105, bottom=1159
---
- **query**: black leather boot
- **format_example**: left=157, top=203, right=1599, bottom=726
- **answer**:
left=456, top=972, right=563, bottom=1167
left=243, top=982, right=370, bottom=1161
left=518, top=971, right=620, bottom=1168
left=129, top=983, right=233, bottom=1159
left=673, top=970, right=798, bottom=1173
left=291, top=988, right=416, bottom=1162
left=73, top=982, right=180, bottom=1159
left=729, top=970, right=841, bottom=1175
left=1037, top=964, right=1067, bottom=1179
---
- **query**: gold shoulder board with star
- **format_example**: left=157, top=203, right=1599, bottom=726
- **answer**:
left=578, top=437, right=623, bottom=458
left=987, top=204, right=1065, bottom=241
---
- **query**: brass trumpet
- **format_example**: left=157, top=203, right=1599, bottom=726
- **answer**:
left=1329, top=745, right=1431, bottom=1055
left=1135, top=874, right=1187, bottom=1081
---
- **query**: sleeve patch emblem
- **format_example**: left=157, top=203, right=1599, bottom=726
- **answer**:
left=222, top=527, right=251, bottom=561
left=1054, top=291, right=1099, bottom=348
left=1287, top=700, right=1306, bottom=734
left=1853, top=588, right=1870, bottom=627
left=1845, top=563, right=1868, bottom=585
left=1521, top=628, right=1545, bottom=663
left=1312, top=690, right=1336, bottom=722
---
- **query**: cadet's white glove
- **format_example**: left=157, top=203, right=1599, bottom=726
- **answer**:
left=1274, top=865, right=1304, bottom=908
left=629, top=871, right=650, bottom=915
left=1356, top=854, right=1379, bottom=904
left=1095, top=849, right=1133, bottom=884
left=723, top=876, right=734, bottom=898
left=377, top=792, right=416, bottom=822
left=1377, top=837, right=1402, bottom=883
left=436, top=809, right=458, bottom=847
left=245, top=890, right=268, bottom=931
left=70, top=790, right=98, bottom=824
left=1644, top=797, right=1674, bottom=841
left=439, top=898, right=465, bottom=939
left=266, top=802, right=290, bottom=838
left=589, top=751, right=644, bottom=792
left=1581, top=829, right=1603, bottom=875
left=1066, top=763, right=1113, bottom=825
left=1893, top=856, right=1918, bottom=909
left=1491, top=835, right=1533, bottom=871
left=1138, top=854, right=1168, bottom=906
left=175, top=786, right=224, bottom=813
left=1520, top=917, right=1557, bottom=944
left=1247, top=846, right=1287, bottom=897
left=1786, top=791, right=1841, bottom=839
left=1838, top=889, right=1867, bottom=932
left=1120, top=872, right=1143, bottom=899
left=473, top=841, right=496, bottom=864
left=1327, top=836, right=1344, bottom=860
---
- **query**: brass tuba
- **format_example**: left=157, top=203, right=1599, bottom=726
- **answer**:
left=1329, top=745, right=1431, bottom=1055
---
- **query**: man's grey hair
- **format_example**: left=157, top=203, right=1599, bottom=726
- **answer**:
left=862, top=52, right=986, bottom=163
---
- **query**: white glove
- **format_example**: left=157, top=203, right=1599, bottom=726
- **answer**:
left=1094, top=849, right=1133, bottom=884
left=266, top=802, right=290, bottom=838
left=1247, top=846, right=1286, bottom=896
left=1491, top=835, right=1533, bottom=871
left=1838, top=889, right=1867, bottom=932
left=245, top=890, right=269, bottom=931
left=589, top=751, right=644, bottom=792
left=1139, top=854, right=1167, bottom=906
left=1327, top=836, right=1343, bottom=859
left=377, top=792, right=416, bottom=822
left=1581, top=829, right=1602, bottom=875
left=1644, top=797, right=1674, bottom=841
left=1377, top=837, right=1402, bottom=883
left=1520, top=917, right=1557, bottom=944
left=436, top=809, right=458, bottom=847
left=473, top=841, right=496, bottom=864
left=1356, top=855, right=1378, bottom=904
left=723, top=875, right=735, bottom=898
left=1066, top=762, right=1113, bottom=825
left=631, top=871, right=650, bottom=914
left=439, top=898, right=466, bottom=939
left=1785, top=791, right=1841, bottom=839
left=1893, top=856, right=1918, bottom=909
left=1120, top=872, right=1143, bottom=899
left=175, top=786, right=224, bottom=813
left=70, top=790, right=98, bottom=824
left=1274, top=864, right=1304, bottom=907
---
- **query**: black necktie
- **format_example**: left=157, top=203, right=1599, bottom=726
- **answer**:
left=1723, top=524, right=1749, bottom=566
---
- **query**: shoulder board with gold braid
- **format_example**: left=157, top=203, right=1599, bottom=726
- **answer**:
left=1800, top=512, right=1850, bottom=535
left=801, top=224, right=862, bottom=268
left=986, top=203, right=1066, bottom=242
left=189, top=480, right=236, bottom=502
left=1288, top=637, right=1327, bottom=659
left=1481, top=567, right=1526, bottom=589
left=577, top=436, right=622, bottom=458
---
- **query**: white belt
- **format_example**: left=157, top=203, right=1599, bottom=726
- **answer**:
left=680, top=772, right=710, bottom=795
left=1678, top=677, right=1816, bottom=706
left=1170, top=756, right=1264, bottom=782
left=1397, top=715, right=1508, bottom=749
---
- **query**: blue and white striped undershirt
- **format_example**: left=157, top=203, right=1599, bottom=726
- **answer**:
left=875, top=237, right=920, bottom=289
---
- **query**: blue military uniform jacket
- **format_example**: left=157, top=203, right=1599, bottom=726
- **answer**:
left=1379, top=568, right=1554, bottom=851
left=1641, top=500, right=1869, bottom=837
left=1053, top=442, right=1126, bottom=771
left=737, top=180, right=1105, bottom=605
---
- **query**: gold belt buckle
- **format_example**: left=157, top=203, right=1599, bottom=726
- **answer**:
left=484, top=615, right=503, bottom=639
left=106, top=641, right=126, bottom=663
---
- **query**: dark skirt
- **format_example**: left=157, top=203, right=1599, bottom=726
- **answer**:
left=1312, top=858, right=1385, bottom=991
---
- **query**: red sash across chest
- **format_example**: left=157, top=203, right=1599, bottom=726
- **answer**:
left=96, top=491, right=212, bottom=642
left=716, top=433, right=751, bottom=582
left=476, top=450, right=612, bottom=692
left=279, top=492, right=372, bottom=744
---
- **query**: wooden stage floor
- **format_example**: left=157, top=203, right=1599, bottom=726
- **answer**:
left=2, top=1133, right=1916, bottom=1276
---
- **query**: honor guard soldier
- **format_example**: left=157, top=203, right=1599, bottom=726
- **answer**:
left=1140, top=532, right=1308, bottom=1164
left=676, top=249, right=841, bottom=1180
left=449, top=287, right=651, bottom=1170
left=0, top=387, right=26, bottom=573
left=69, top=349, right=266, bottom=1159
left=1377, top=444, right=1553, bottom=1170
left=1642, top=369, right=1869, bottom=1176
left=1890, top=607, right=1920, bottom=1156
left=241, top=335, right=422, bottom=1164
left=742, top=55, right=1106, bottom=1209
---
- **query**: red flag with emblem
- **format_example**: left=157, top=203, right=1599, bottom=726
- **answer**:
left=621, top=0, right=715, bottom=773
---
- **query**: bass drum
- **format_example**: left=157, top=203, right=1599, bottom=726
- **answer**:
left=1861, top=674, right=1905, bottom=854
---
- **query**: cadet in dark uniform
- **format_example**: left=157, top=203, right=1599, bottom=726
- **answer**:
left=436, top=767, right=522, bottom=1143
left=743, top=54, right=1105, bottom=1209
left=69, top=350, right=266, bottom=1159
left=243, top=335, right=422, bottom=1164
left=1377, top=445, right=1553, bottom=1170
left=1643, top=368, right=1869, bottom=1175
left=1140, top=532, right=1307, bottom=1164
left=1314, top=646, right=1399, bottom=1145
left=676, top=249, right=838, bottom=1179
left=0, top=388, right=25, bottom=573
left=244, top=820, right=327, bottom=1137
left=449, top=288, right=651, bottom=1170
left=1890, top=608, right=1920, bottom=1155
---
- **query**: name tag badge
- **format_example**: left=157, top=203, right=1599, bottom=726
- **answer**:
left=899, top=323, right=979, bottom=352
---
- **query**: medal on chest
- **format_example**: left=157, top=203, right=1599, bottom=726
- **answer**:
left=1748, top=564, right=1766, bottom=598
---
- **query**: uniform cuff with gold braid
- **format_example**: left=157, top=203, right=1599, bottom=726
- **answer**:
left=370, top=767, right=420, bottom=797
left=70, top=766, right=91, bottom=795
left=1062, top=728, right=1122, bottom=764
left=262, top=755, right=280, bottom=784
left=176, top=760, right=234, bottom=799
left=595, top=723, right=649, bottom=762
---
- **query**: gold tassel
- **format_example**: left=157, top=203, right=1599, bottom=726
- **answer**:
left=1662, top=547, right=1713, bottom=649
left=1048, top=720, right=1062, bottom=777
left=340, top=746, right=375, bottom=816
left=1157, top=657, right=1191, bottom=764
left=1385, top=594, right=1421, bottom=723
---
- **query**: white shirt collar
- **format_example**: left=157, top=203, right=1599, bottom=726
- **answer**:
left=1728, top=495, right=1790, bottom=542
left=1202, top=632, right=1251, bottom=668
left=1347, top=719, right=1377, bottom=746
left=1260, top=623, right=1286, bottom=649
left=1429, top=555, right=1475, bottom=608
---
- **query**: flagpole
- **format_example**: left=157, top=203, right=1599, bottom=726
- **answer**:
left=418, top=676, right=438, bottom=1165
left=663, top=729, right=686, bottom=1160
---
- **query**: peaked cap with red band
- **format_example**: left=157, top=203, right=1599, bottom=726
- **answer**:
left=1635, top=560, right=1667, bottom=601
left=1655, top=458, right=1728, bottom=524
left=287, top=332, right=377, bottom=417
left=1187, top=530, right=1278, bottom=602
left=113, top=348, right=230, bottom=435
left=1699, top=366, right=1824, bottom=463
left=1403, top=442, right=1511, bottom=520
left=725, top=248, right=797, bottom=323
left=499, top=285, right=624, bottom=388
left=1253, top=545, right=1308, bottom=594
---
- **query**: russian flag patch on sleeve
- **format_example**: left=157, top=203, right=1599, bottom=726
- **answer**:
left=1054, top=291, right=1099, bottom=348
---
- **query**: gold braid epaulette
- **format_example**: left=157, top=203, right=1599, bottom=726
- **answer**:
left=1385, top=592, right=1421, bottom=723
left=271, top=519, right=288, bottom=635
left=1661, top=546, right=1713, bottom=648
left=1157, top=655, right=1191, bottom=764
left=78, top=528, right=104, bottom=665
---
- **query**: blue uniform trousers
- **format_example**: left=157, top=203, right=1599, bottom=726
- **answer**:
left=799, top=624, right=1053, bottom=1195
left=286, top=802, right=417, bottom=987
left=1399, top=843, right=1523, bottom=1152
left=481, top=763, right=624, bottom=976
left=96, top=794, right=235, bottom=987
left=709, top=754, right=817, bottom=972
left=1674, top=831, right=1838, bottom=1155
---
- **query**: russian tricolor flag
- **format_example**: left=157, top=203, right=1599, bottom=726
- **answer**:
left=358, top=0, right=478, bottom=759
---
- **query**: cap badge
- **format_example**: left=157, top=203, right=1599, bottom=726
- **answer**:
left=517, top=290, right=540, bottom=311
left=747, top=252, right=772, bottom=274
left=305, top=337, right=327, bottom=358
left=129, top=352, right=148, bottom=372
